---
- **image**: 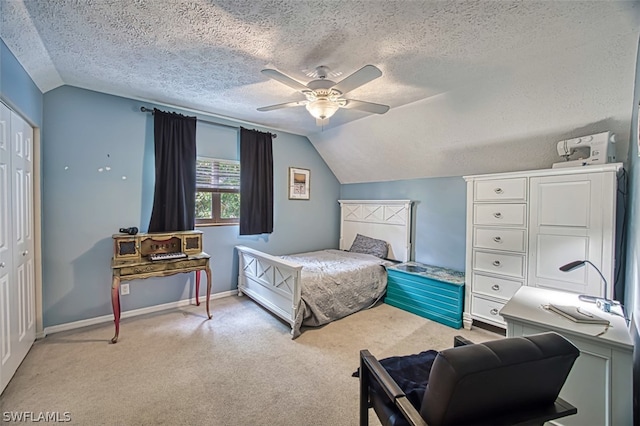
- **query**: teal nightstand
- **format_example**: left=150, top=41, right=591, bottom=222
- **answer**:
left=385, top=261, right=465, bottom=329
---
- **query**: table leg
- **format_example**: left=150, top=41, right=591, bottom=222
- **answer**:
left=205, top=265, right=212, bottom=320
left=111, top=276, right=121, bottom=343
left=195, top=270, right=201, bottom=306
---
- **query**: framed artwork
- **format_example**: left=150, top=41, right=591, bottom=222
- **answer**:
left=288, top=167, right=310, bottom=200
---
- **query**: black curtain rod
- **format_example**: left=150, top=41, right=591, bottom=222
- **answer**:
left=140, top=106, right=277, bottom=138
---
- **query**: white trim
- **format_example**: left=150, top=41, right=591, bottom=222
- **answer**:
left=34, top=127, right=43, bottom=337
left=337, top=199, right=412, bottom=204
left=463, top=163, right=623, bottom=181
left=39, top=291, right=235, bottom=338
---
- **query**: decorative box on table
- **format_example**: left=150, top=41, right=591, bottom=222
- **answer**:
left=385, top=261, right=465, bottom=329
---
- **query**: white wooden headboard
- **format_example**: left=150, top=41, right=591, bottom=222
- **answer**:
left=338, top=200, right=413, bottom=262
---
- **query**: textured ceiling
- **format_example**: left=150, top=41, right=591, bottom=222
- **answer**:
left=2, top=0, right=638, bottom=138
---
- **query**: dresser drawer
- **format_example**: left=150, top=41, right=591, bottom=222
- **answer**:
left=118, top=258, right=208, bottom=277
left=474, top=178, right=527, bottom=201
left=471, top=295, right=506, bottom=326
left=473, top=250, right=525, bottom=278
left=472, top=273, right=522, bottom=301
left=474, top=227, right=526, bottom=252
left=474, top=203, right=526, bottom=226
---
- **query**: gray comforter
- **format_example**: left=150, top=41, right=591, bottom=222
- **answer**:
left=280, top=249, right=392, bottom=338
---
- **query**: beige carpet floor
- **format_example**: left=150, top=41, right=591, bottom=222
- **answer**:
left=0, top=295, right=501, bottom=425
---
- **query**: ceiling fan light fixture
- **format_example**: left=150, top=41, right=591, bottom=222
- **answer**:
left=305, top=99, right=339, bottom=120
left=259, top=64, right=388, bottom=125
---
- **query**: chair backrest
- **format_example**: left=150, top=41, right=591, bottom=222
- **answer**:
left=420, top=332, right=579, bottom=426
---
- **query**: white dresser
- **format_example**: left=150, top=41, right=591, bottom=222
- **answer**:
left=463, top=164, right=622, bottom=330
left=501, top=286, right=632, bottom=426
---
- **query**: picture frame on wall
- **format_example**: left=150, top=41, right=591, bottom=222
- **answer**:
left=289, top=167, right=310, bottom=200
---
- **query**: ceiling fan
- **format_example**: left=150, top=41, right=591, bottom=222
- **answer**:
left=257, top=65, right=390, bottom=126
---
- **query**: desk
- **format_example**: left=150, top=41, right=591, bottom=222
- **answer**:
left=500, top=286, right=632, bottom=426
left=111, top=253, right=212, bottom=343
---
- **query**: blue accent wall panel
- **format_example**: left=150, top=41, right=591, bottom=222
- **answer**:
left=0, top=38, right=43, bottom=126
left=41, top=85, right=340, bottom=327
left=340, top=177, right=467, bottom=271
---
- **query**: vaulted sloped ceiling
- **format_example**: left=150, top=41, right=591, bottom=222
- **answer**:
left=1, top=1, right=639, bottom=182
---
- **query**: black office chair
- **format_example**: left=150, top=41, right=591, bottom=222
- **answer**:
left=358, top=332, right=580, bottom=426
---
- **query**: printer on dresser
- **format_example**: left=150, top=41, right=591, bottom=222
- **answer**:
left=462, top=163, right=622, bottom=330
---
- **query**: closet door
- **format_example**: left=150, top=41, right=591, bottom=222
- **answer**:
left=528, top=172, right=613, bottom=298
left=0, top=103, right=13, bottom=391
left=11, top=109, right=35, bottom=371
left=0, top=104, right=35, bottom=393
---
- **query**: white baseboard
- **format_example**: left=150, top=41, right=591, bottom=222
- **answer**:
left=40, top=291, right=236, bottom=338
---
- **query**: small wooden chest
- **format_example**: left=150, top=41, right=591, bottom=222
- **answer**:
left=385, top=262, right=465, bottom=329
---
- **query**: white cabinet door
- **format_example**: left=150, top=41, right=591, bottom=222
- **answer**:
left=0, top=104, right=35, bottom=394
left=528, top=172, right=615, bottom=298
left=0, top=103, right=13, bottom=391
left=11, top=110, right=35, bottom=369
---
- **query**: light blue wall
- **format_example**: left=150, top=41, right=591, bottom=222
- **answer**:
left=340, top=177, right=467, bottom=271
left=0, top=39, right=42, bottom=127
left=41, top=85, right=340, bottom=327
left=626, top=38, right=640, bottom=323
left=625, top=36, right=640, bottom=422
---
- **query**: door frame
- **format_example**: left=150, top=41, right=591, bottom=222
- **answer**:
left=2, top=101, right=43, bottom=338
left=33, top=126, right=42, bottom=337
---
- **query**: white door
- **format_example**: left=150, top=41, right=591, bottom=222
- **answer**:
left=0, top=103, right=35, bottom=394
left=528, top=172, right=611, bottom=298
left=0, top=103, right=13, bottom=391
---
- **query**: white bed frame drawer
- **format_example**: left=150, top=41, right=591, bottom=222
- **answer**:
left=473, top=250, right=525, bottom=278
left=472, top=273, right=522, bottom=301
left=474, top=178, right=527, bottom=201
left=474, top=227, right=526, bottom=252
left=474, top=203, right=526, bottom=226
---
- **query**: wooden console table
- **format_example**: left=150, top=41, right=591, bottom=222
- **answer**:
left=110, top=231, right=212, bottom=343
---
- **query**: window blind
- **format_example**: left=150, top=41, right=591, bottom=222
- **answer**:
left=196, top=158, right=240, bottom=191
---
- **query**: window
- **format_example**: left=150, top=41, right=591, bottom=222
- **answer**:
left=195, top=157, right=240, bottom=225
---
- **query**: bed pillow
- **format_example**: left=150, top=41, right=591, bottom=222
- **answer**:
left=349, top=234, right=389, bottom=259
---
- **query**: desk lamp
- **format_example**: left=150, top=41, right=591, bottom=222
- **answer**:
left=559, top=260, right=619, bottom=312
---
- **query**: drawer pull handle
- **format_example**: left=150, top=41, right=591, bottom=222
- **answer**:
left=494, top=188, right=503, bottom=194
left=490, top=308, right=499, bottom=316
left=492, top=260, right=501, bottom=267
left=493, top=212, right=502, bottom=219
left=491, top=284, right=500, bottom=291
left=493, top=236, right=502, bottom=243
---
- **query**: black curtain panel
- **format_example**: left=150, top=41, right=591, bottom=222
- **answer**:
left=239, top=127, right=273, bottom=235
left=148, top=109, right=197, bottom=233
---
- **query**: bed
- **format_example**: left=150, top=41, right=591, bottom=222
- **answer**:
left=235, top=199, right=413, bottom=338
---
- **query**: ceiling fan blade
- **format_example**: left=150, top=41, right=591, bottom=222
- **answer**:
left=261, top=69, right=309, bottom=92
left=257, top=100, right=307, bottom=112
left=343, top=99, right=390, bottom=114
left=331, top=65, right=382, bottom=95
